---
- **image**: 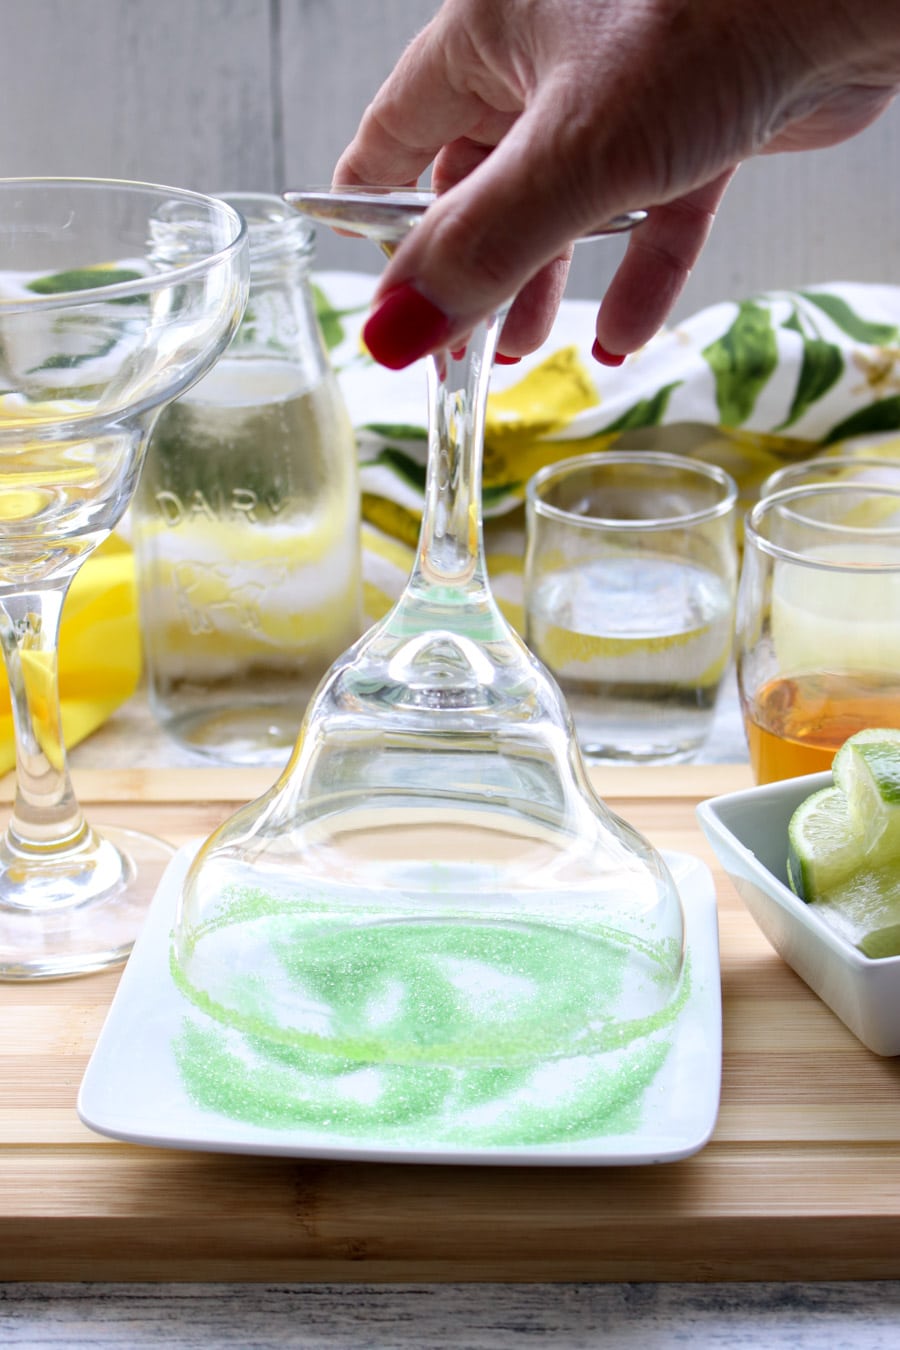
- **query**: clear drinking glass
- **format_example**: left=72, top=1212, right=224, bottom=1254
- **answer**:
left=134, top=193, right=361, bottom=765
left=171, top=189, right=686, bottom=1095
left=759, top=453, right=900, bottom=498
left=0, top=178, right=248, bottom=978
left=525, top=451, right=738, bottom=763
left=737, top=482, right=900, bottom=782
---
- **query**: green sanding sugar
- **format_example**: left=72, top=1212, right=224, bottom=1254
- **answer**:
left=171, top=896, right=690, bottom=1147
left=175, top=1013, right=677, bottom=1145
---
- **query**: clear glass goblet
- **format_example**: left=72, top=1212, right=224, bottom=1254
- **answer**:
left=173, top=189, right=686, bottom=1091
left=0, top=178, right=249, bottom=979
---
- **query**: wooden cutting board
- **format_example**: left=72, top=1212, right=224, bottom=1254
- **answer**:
left=2, top=764, right=899, bottom=1283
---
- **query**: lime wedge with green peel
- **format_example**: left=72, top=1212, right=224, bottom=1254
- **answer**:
left=802, top=860, right=899, bottom=954
left=787, top=786, right=862, bottom=900
left=832, top=727, right=900, bottom=855
left=786, top=728, right=900, bottom=958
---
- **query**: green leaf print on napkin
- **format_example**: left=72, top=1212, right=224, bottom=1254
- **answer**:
left=27, top=267, right=144, bottom=302
left=363, top=422, right=428, bottom=442
left=29, top=335, right=119, bottom=373
left=601, top=381, right=681, bottom=433
left=799, top=291, right=900, bottom=347
left=362, top=445, right=428, bottom=492
left=823, top=393, right=900, bottom=446
left=313, top=283, right=368, bottom=351
left=776, top=309, right=844, bottom=430
left=703, top=300, right=778, bottom=426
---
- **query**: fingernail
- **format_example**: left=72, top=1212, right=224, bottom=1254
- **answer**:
left=363, top=283, right=452, bottom=370
left=494, top=353, right=522, bottom=366
left=450, top=345, right=468, bottom=361
left=592, top=339, right=626, bottom=367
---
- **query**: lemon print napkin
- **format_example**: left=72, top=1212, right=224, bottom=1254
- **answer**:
left=315, top=272, right=900, bottom=628
left=2, top=271, right=899, bottom=772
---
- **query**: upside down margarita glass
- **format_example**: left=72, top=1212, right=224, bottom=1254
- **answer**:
left=171, top=188, right=688, bottom=1082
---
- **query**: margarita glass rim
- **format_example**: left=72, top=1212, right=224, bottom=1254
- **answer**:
left=0, top=176, right=248, bottom=313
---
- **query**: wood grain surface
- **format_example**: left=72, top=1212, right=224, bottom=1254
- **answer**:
left=2, top=765, right=899, bottom=1284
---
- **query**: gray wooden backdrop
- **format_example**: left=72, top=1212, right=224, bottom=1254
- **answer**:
left=4, top=0, right=900, bottom=318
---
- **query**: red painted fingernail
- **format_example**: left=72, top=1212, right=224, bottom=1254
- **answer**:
left=450, top=346, right=468, bottom=361
left=494, top=353, right=522, bottom=365
left=363, top=283, right=452, bottom=370
left=592, top=339, right=626, bottom=367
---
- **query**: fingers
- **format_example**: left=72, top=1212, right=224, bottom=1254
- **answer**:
left=496, top=251, right=573, bottom=356
left=336, top=0, right=732, bottom=369
left=431, top=135, right=574, bottom=357
left=359, top=82, right=634, bottom=364
left=335, top=1, right=745, bottom=370
left=334, top=10, right=514, bottom=189
left=333, top=0, right=900, bottom=375
left=593, top=170, right=737, bottom=359
left=357, top=126, right=733, bottom=370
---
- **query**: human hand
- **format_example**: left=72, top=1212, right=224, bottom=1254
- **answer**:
left=333, top=0, right=899, bottom=368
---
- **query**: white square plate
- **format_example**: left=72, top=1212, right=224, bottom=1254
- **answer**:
left=78, top=845, right=722, bottom=1165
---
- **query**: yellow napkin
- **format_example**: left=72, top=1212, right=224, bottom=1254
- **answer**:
left=0, top=533, right=141, bottom=776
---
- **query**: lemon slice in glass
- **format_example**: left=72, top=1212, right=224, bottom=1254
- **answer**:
left=772, top=545, right=900, bottom=673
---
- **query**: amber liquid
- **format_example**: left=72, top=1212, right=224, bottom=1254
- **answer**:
left=744, top=672, right=900, bottom=783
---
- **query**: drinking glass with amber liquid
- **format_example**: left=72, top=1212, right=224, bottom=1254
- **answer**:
left=737, top=483, right=900, bottom=783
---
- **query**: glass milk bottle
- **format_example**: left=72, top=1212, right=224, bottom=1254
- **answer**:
left=134, top=193, right=361, bottom=764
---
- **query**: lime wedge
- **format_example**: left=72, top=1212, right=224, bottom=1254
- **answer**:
left=832, top=727, right=900, bottom=854
left=812, top=866, right=900, bottom=955
left=787, top=728, right=900, bottom=957
left=787, top=786, right=861, bottom=900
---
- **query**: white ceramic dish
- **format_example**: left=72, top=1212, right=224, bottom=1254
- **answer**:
left=78, top=844, right=722, bottom=1166
left=697, top=772, right=900, bottom=1056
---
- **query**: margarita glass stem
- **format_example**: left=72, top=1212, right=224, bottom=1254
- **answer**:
left=402, top=313, right=504, bottom=623
left=0, top=582, right=87, bottom=856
